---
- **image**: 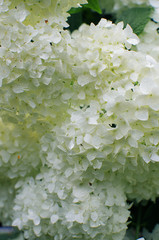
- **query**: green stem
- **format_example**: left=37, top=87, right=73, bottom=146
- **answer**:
left=135, top=206, right=142, bottom=239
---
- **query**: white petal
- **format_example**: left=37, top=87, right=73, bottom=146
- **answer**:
left=151, top=153, right=159, bottom=162
left=135, top=109, right=149, bottom=121
left=50, top=214, right=59, bottom=224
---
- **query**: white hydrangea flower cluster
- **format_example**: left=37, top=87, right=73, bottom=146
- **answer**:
left=12, top=174, right=129, bottom=240
left=57, top=20, right=159, bottom=203
left=0, top=0, right=159, bottom=240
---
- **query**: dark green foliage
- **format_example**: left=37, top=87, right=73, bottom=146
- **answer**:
left=128, top=199, right=159, bottom=238
left=67, top=11, right=83, bottom=33
left=67, top=8, right=102, bottom=32
left=67, top=0, right=103, bottom=32
left=67, top=7, right=116, bottom=32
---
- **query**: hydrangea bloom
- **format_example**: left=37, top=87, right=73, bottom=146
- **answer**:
left=137, top=20, right=159, bottom=61
left=0, top=0, right=85, bottom=178
left=12, top=174, right=129, bottom=239
left=1, top=0, right=159, bottom=240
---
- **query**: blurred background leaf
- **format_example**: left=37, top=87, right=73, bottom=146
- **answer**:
left=83, top=0, right=102, bottom=14
left=0, top=227, right=23, bottom=240
left=116, top=7, right=153, bottom=35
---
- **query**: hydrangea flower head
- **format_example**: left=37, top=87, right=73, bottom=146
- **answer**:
left=0, top=0, right=159, bottom=240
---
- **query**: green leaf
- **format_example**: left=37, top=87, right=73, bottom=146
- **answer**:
left=84, top=0, right=102, bottom=14
left=116, top=7, right=153, bottom=35
left=68, top=7, right=82, bottom=15
left=68, top=0, right=102, bottom=15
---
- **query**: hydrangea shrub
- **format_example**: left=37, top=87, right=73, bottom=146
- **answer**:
left=0, top=0, right=159, bottom=239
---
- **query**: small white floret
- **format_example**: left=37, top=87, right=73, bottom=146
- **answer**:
left=135, top=109, right=149, bottom=121
left=151, top=153, right=159, bottom=162
left=33, top=225, right=41, bottom=236
left=50, top=214, right=59, bottom=224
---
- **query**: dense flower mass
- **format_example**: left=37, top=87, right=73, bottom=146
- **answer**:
left=0, top=0, right=159, bottom=239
